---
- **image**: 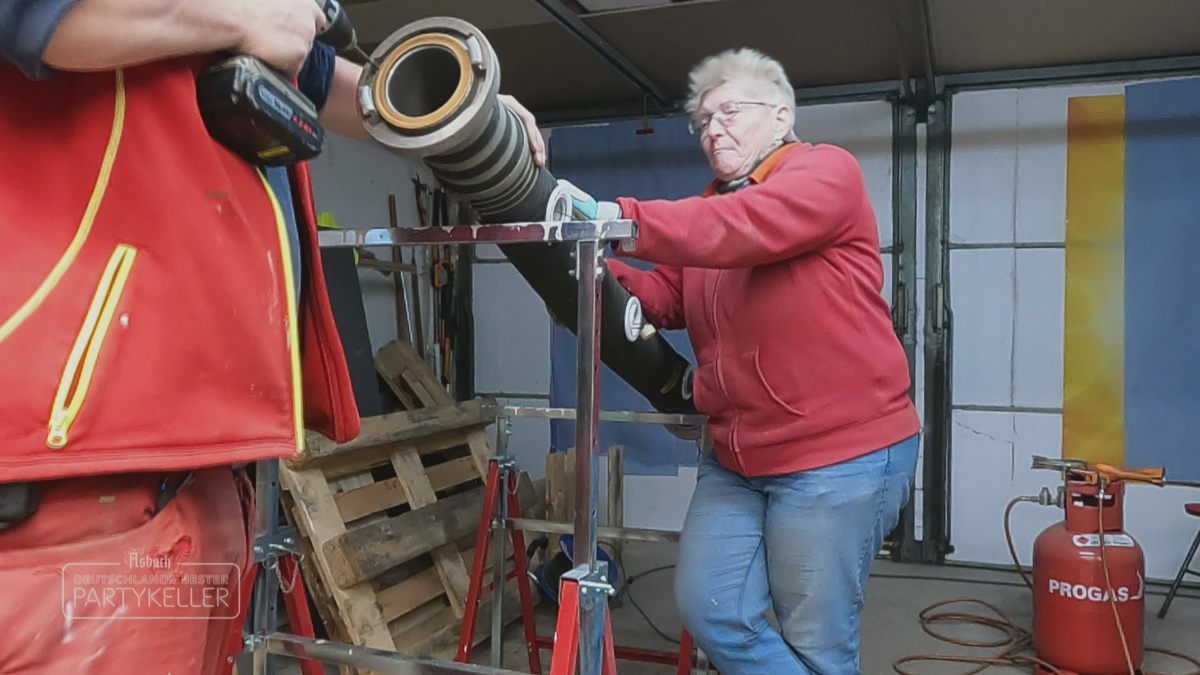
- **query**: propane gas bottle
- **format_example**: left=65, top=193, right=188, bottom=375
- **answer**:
left=1032, top=480, right=1145, bottom=675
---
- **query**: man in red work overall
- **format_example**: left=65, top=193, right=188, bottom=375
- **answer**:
left=0, top=2, right=542, bottom=672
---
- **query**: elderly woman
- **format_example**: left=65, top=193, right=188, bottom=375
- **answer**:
left=514, top=48, right=920, bottom=675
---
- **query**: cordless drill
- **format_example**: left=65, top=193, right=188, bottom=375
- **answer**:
left=196, top=0, right=375, bottom=166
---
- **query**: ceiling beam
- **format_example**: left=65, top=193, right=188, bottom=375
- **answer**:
left=526, top=0, right=672, bottom=107
left=536, top=53, right=1200, bottom=128
left=942, top=54, right=1200, bottom=91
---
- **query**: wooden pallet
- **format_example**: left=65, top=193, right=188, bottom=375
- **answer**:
left=279, top=340, right=543, bottom=666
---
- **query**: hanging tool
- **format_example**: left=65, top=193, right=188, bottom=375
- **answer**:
left=409, top=177, right=431, bottom=359
left=431, top=188, right=456, bottom=387
left=196, top=0, right=376, bottom=167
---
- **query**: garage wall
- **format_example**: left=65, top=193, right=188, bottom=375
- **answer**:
left=945, top=83, right=1200, bottom=581
left=473, top=100, right=897, bottom=530
left=308, top=134, right=438, bottom=356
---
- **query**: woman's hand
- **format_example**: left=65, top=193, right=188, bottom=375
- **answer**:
left=498, top=94, right=546, bottom=167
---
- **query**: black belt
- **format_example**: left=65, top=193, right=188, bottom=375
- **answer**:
left=0, top=482, right=39, bottom=530
left=0, top=471, right=193, bottom=530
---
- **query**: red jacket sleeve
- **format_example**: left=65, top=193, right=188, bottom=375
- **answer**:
left=606, top=257, right=686, bottom=330
left=614, top=145, right=865, bottom=268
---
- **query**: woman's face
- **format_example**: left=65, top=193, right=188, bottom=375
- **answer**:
left=695, top=79, right=792, bottom=182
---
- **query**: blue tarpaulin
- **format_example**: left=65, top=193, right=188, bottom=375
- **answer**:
left=546, top=116, right=712, bottom=475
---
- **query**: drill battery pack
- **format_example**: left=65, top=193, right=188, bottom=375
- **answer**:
left=196, top=55, right=325, bottom=167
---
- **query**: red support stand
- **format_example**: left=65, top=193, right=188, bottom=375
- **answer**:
left=222, top=554, right=323, bottom=675
left=547, top=573, right=619, bottom=675
left=457, top=457, right=706, bottom=675
left=456, top=458, right=544, bottom=673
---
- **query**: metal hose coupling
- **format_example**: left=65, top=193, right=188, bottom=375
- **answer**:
left=357, top=17, right=699, bottom=417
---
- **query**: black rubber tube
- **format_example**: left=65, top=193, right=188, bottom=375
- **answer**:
left=425, top=103, right=697, bottom=415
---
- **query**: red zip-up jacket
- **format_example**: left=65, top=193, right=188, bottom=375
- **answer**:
left=0, top=59, right=360, bottom=482
left=608, top=142, right=919, bottom=477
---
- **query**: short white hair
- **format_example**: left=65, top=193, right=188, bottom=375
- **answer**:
left=685, top=48, right=798, bottom=142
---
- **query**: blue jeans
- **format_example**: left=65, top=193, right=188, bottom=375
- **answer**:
left=675, top=435, right=919, bottom=675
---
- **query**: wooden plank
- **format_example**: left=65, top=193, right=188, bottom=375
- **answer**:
left=389, top=447, right=471, bottom=617
left=608, top=445, right=624, bottom=559
left=334, top=456, right=478, bottom=522
left=299, top=399, right=498, bottom=467
left=375, top=338, right=495, bottom=496
left=376, top=542, right=514, bottom=623
left=376, top=340, right=452, bottom=408
left=278, top=466, right=396, bottom=652
left=508, top=518, right=680, bottom=543
left=545, top=448, right=574, bottom=554
left=462, top=431, right=495, bottom=482
left=321, top=433, right=470, bottom=480
left=324, top=473, right=536, bottom=588
left=393, top=578, right=525, bottom=661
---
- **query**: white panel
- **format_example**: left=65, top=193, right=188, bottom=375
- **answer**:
left=475, top=244, right=506, bottom=261
left=948, top=411, right=1064, bottom=568
left=949, top=90, right=1018, bottom=244
left=794, top=101, right=894, bottom=247
left=472, top=264, right=551, bottom=395
left=1124, top=485, right=1200, bottom=580
left=949, top=249, right=1016, bottom=406
left=1012, top=89, right=1069, bottom=244
left=1013, top=249, right=1065, bottom=408
left=947, top=410, right=1200, bottom=580
left=624, top=467, right=699, bottom=532
left=946, top=79, right=1199, bottom=582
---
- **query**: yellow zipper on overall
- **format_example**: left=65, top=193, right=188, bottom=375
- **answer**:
left=255, top=169, right=305, bottom=455
left=0, top=69, right=126, bottom=346
left=47, top=244, right=138, bottom=448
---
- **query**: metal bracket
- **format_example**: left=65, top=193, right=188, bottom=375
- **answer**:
left=563, top=563, right=615, bottom=597
left=254, top=525, right=300, bottom=563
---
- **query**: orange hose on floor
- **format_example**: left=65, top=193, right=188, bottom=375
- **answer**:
left=892, top=495, right=1200, bottom=675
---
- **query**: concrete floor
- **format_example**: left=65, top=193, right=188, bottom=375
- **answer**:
left=275, top=541, right=1200, bottom=674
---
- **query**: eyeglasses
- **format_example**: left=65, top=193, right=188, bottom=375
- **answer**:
left=689, top=101, right=775, bottom=135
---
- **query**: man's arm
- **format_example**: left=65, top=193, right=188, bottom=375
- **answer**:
left=4, top=0, right=324, bottom=80
left=316, top=54, right=371, bottom=140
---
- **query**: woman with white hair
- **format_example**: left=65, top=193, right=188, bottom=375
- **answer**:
left=512, top=48, right=920, bottom=675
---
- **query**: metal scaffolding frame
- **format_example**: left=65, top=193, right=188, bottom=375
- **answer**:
left=244, top=218, right=707, bottom=675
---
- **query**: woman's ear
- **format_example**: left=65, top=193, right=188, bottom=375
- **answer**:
left=775, top=105, right=795, bottom=142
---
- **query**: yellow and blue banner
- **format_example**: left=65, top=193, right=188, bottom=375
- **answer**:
left=1063, top=78, right=1200, bottom=481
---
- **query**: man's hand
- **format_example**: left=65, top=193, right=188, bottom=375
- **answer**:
left=498, top=94, right=546, bottom=167
left=236, top=0, right=327, bottom=78
left=42, top=0, right=326, bottom=78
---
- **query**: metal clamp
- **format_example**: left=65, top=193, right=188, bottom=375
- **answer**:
left=563, top=563, right=616, bottom=597
left=253, top=526, right=300, bottom=563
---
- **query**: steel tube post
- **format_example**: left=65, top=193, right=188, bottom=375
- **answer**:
left=573, top=238, right=604, bottom=675
left=253, top=459, right=282, bottom=675
left=489, top=423, right=510, bottom=669
left=572, top=240, right=602, bottom=571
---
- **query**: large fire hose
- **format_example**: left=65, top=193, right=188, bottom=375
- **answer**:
left=355, top=17, right=698, bottom=418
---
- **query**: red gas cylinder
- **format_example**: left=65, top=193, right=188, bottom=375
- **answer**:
left=1032, top=480, right=1145, bottom=675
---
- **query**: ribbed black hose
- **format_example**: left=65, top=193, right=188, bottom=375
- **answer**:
left=424, top=103, right=697, bottom=415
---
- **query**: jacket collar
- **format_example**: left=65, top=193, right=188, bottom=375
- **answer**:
left=703, top=142, right=803, bottom=196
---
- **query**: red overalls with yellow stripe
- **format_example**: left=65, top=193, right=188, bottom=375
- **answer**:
left=0, top=58, right=360, bottom=483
